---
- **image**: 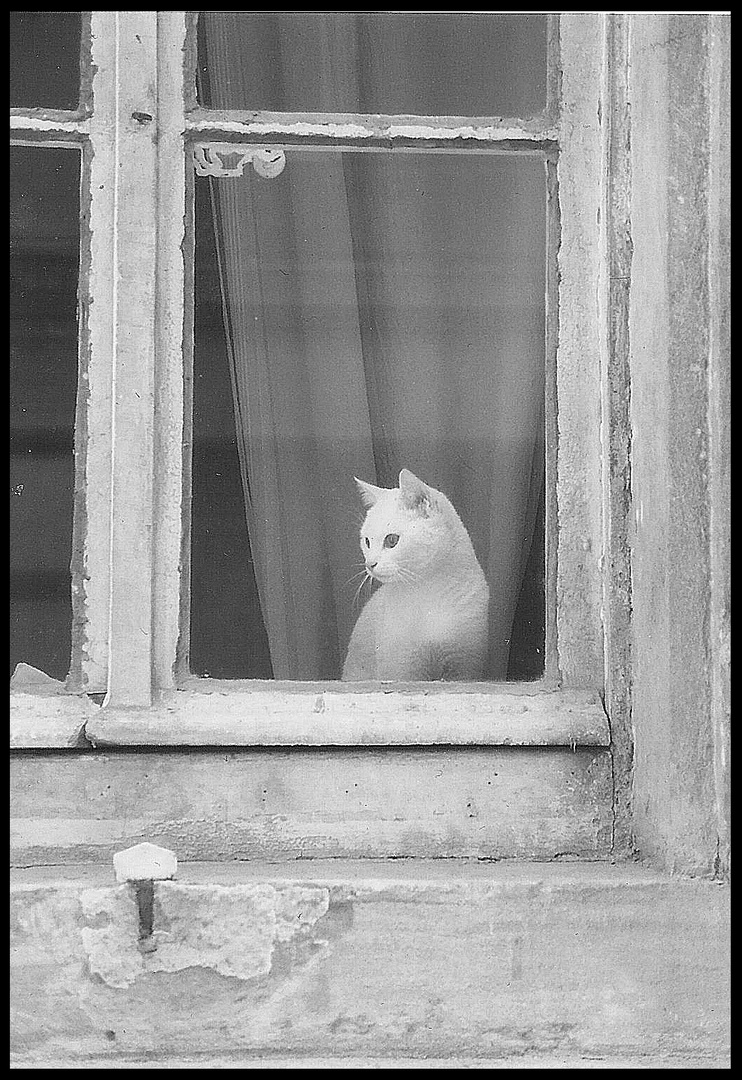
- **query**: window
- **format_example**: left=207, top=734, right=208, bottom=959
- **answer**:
left=11, top=12, right=615, bottom=860
left=191, top=150, right=547, bottom=683
left=189, top=13, right=553, bottom=686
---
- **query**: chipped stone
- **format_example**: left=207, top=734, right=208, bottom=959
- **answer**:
left=10, top=885, right=86, bottom=967
left=10, top=692, right=98, bottom=749
left=10, top=665, right=99, bottom=749
left=80, top=887, right=144, bottom=989
left=149, top=883, right=277, bottom=980
left=274, top=885, right=331, bottom=943
left=10, top=663, right=68, bottom=695
left=140, top=882, right=333, bottom=981
left=113, top=842, right=178, bottom=884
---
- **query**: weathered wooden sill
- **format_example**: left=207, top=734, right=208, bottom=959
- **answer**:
left=10, top=682, right=609, bottom=750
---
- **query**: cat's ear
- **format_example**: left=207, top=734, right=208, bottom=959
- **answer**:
left=398, top=469, right=436, bottom=516
left=354, top=477, right=385, bottom=508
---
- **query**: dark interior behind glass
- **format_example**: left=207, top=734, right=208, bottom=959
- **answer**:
left=10, top=11, right=82, bottom=111
left=197, top=11, right=547, bottom=118
left=10, top=146, right=80, bottom=680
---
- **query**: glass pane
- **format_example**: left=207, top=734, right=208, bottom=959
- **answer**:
left=198, top=12, right=547, bottom=117
left=190, top=179, right=273, bottom=680
left=10, top=147, right=80, bottom=681
left=10, top=12, right=82, bottom=110
left=192, top=150, right=545, bottom=682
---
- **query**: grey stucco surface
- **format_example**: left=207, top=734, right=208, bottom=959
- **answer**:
left=628, top=14, right=730, bottom=875
left=10, top=862, right=730, bottom=1067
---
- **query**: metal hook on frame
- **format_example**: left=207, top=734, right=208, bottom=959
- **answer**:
left=192, top=144, right=286, bottom=179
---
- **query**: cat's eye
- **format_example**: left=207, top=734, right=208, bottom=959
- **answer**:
left=383, top=533, right=400, bottom=549
left=364, top=537, right=370, bottom=548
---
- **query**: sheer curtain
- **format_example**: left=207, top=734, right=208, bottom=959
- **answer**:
left=201, top=14, right=545, bottom=680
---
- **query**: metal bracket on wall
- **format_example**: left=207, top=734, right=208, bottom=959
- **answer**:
left=192, top=143, right=286, bottom=179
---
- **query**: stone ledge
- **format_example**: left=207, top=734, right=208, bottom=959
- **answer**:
left=9, top=1051, right=734, bottom=1069
left=8, top=857, right=680, bottom=892
left=10, top=861, right=730, bottom=1065
left=9, top=693, right=98, bottom=750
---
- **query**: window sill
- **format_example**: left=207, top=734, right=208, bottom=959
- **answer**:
left=11, top=681, right=609, bottom=750
left=10, top=690, right=98, bottom=750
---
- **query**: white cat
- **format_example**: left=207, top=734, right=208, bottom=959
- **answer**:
left=342, top=469, right=490, bottom=681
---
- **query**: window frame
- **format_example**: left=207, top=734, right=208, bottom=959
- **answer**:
left=10, top=12, right=620, bottom=770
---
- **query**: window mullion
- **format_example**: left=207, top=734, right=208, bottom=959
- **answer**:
left=152, top=11, right=189, bottom=694
left=100, top=11, right=159, bottom=708
left=75, top=12, right=118, bottom=694
left=553, top=13, right=606, bottom=686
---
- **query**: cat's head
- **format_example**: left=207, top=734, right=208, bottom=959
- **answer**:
left=354, top=468, right=455, bottom=584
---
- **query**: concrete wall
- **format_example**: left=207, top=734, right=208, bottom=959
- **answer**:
left=10, top=862, right=731, bottom=1068
left=628, top=14, right=730, bottom=876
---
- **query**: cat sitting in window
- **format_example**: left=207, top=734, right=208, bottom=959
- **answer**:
left=342, top=469, right=489, bottom=681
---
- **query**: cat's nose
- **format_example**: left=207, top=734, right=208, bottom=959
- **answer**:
left=366, top=561, right=377, bottom=570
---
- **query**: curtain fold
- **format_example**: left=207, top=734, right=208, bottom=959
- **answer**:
left=202, top=14, right=545, bottom=680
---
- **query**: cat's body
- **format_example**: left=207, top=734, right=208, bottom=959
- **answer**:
left=342, top=469, right=489, bottom=681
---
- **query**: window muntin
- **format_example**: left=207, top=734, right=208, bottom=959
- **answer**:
left=196, top=11, right=548, bottom=118
left=191, top=147, right=546, bottom=681
left=10, top=145, right=81, bottom=682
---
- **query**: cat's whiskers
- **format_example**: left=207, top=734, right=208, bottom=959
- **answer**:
left=394, top=565, right=420, bottom=587
left=343, top=559, right=373, bottom=587
left=351, top=569, right=374, bottom=610
left=345, top=568, right=370, bottom=588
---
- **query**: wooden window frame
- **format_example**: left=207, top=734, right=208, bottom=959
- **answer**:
left=10, top=13, right=625, bottom=783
